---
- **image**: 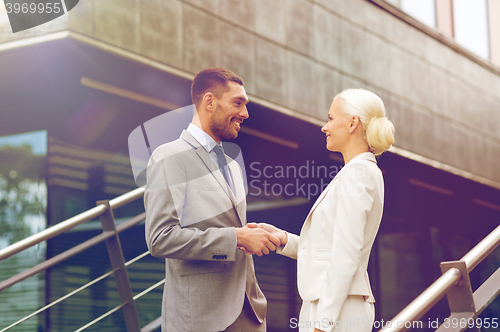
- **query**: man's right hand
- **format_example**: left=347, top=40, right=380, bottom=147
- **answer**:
left=247, top=222, right=287, bottom=247
left=235, top=226, right=281, bottom=256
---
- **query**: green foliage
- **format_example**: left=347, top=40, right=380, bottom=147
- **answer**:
left=0, top=144, right=46, bottom=245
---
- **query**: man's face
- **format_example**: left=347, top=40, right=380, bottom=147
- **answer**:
left=210, top=81, right=249, bottom=141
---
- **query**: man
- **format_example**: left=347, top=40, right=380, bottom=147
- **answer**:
left=145, top=67, right=280, bottom=332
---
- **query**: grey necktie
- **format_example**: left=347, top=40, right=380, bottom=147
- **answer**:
left=213, top=144, right=230, bottom=185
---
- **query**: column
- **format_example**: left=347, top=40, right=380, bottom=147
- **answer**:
left=436, top=0, right=454, bottom=38
left=488, top=0, right=500, bottom=65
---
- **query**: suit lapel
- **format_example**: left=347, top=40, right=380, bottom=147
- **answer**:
left=303, top=152, right=377, bottom=222
left=180, top=130, right=237, bottom=205
left=304, top=176, right=337, bottom=221
left=196, top=147, right=236, bottom=204
left=227, top=160, right=246, bottom=225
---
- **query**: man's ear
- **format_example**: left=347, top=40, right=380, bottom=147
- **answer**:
left=203, top=92, right=215, bottom=113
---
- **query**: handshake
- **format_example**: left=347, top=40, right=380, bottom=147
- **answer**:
left=235, top=223, right=288, bottom=256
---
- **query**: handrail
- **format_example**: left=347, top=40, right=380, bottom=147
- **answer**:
left=0, top=212, right=146, bottom=292
left=3, top=183, right=499, bottom=332
left=109, top=187, right=145, bottom=210
left=0, top=204, right=106, bottom=261
left=0, top=267, right=119, bottom=332
left=0, top=187, right=145, bottom=262
left=379, top=224, right=500, bottom=332
left=0, top=186, right=147, bottom=332
left=74, top=278, right=165, bottom=332
left=1, top=251, right=152, bottom=332
left=461, top=224, right=500, bottom=272
left=378, top=268, right=462, bottom=332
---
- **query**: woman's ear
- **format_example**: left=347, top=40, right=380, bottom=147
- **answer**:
left=349, top=115, right=360, bottom=133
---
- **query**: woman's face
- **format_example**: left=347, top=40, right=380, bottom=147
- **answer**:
left=321, top=98, right=351, bottom=152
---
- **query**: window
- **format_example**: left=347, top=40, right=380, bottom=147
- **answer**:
left=0, top=130, right=47, bottom=331
left=400, top=0, right=437, bottom=28
left=388, top=0, right=437, bottom=28
left=453, top=0, right=490, bottom=59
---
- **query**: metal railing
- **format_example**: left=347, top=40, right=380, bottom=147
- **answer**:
left=2, top=183, right=500, bottom=332
left=379, top=224, right=500, bottom=332
left=0, top=187, right=163, bottom=332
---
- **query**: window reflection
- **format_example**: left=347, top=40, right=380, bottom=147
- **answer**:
left=0, top=130, right=47, bottom=331
left=386, top=0, right=493, bottom=61
left=401, top=0, right=437, bottom=28
left=453, top=0, right=490, bottom=59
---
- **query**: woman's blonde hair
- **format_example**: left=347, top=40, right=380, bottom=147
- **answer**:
left=335, top=89, right=394, bottom=156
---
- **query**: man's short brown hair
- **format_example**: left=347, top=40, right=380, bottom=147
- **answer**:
left=191, top=68, right=244, bottom=107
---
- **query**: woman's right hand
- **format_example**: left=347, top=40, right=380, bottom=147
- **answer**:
left=247, top=222, right=288, bottom=247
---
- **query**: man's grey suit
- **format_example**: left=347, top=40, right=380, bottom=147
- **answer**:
left=144, top=130, right=266, bottom=331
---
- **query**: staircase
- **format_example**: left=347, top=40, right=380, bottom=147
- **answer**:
left=0, top=186, right=499, bottom=332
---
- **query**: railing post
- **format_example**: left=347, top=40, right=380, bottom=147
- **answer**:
left=97, top=200, right=141, bottom=332
left=438, top=260, right=479, bottom=332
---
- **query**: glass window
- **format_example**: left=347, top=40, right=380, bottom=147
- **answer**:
left=453, top=0, right=490, bottom=59
left=0, top=130, right=47, bottom=331
left=400, top=0, right=437, bottom=28
left=0, top=130, right=47, bottom=246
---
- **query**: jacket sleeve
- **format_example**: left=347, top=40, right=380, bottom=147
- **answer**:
left=315, top=162, right=375, bottom=331
left=144, top=150, right=238, bottom=261
left=276, top=232, right=299, bottom=260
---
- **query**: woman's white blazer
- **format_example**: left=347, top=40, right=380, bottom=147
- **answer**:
left=278, top=152, right=384, bottom=323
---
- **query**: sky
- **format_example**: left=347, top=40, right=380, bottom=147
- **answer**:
left=0, top=130, right=48, bottom=155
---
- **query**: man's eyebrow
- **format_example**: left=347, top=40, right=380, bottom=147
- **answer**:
left=233, top=96, right=249, bottom=103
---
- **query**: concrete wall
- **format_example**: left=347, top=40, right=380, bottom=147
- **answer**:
left=1, top=0, right=499, bottom=183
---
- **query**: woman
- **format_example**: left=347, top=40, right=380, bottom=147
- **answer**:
left=253, top=89, right=394, bottom=332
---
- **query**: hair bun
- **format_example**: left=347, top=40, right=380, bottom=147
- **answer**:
left=366, top=116, right=394, bottom=156
left=368, top=116, right=381, bottom=128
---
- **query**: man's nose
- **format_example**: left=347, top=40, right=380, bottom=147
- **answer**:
left=241, top=106, right=249, bottom=119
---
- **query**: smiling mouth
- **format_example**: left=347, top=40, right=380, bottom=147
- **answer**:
left=232, top=119, right=242, bottom=130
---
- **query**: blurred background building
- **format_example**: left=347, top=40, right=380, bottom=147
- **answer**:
left=0, top=0, right=499, bottom=331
